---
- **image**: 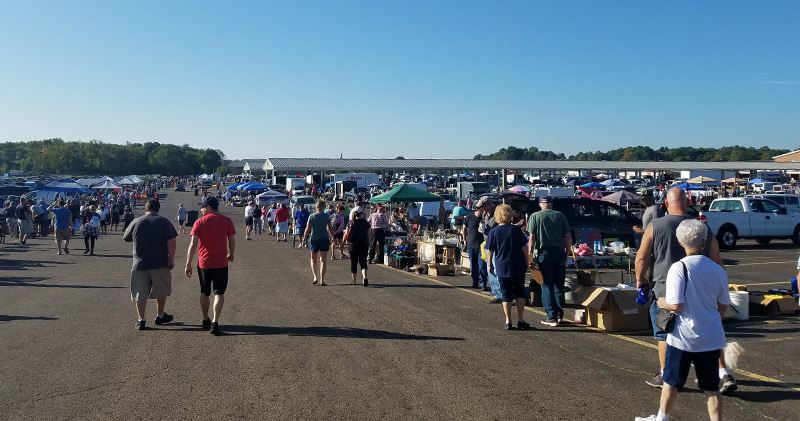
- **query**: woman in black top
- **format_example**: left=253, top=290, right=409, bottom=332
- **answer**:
left=344, top=210, right=371, bottom=286
left=81, top=205, right=100, bottom=255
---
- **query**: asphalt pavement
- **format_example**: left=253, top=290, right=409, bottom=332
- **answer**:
left=1, top=190, right=799, bottom=420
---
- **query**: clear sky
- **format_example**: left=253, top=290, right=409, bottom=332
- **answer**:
left=1, top=1, right=798, bottom=160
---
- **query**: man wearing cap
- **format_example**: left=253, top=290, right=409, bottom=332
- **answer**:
left=527, top=195, right=572, bottom=326
left=368, top=206, right=388, bottom=264
left=462, top=201, right=488, bottom=290
left=185, top=196, right=236, bottom=335
left=124, top=199, right=178, bottom=330
left=293, top=203, right=310, bottom=248
left=634, top=190, right=664, bottom=235
left=475, top=196, right=503, bottom=303
left=244, top=200, right=255, bottom=240
left=48, top=200, right=73, bottom=255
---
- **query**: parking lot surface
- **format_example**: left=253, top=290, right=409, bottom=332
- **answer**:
left=1, top=190, right=798, bottom=420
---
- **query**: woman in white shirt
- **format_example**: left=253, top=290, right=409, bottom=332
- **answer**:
left=637, top=219, right=730, bottom=421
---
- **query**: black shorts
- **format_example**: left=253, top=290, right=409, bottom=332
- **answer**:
left=245, top=216, right=254, bottom=226
left=198, top=267, right=229, bottom=296
left=498, top=274, right=526, bottom=303
left=334, top=232, right=344, bottom=240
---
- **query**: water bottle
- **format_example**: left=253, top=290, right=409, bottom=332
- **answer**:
left=791, top=277, right=798, bottom=294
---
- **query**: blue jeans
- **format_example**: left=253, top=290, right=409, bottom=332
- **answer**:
left=489, top=256, right=501, bottom=299
left=538, top=248, right=566, bottom=320
left=467, top=247, right=487, bottom=287
left=650, top=300, right=668, bottom=341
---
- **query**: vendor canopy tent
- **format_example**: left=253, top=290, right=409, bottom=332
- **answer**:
left=39, top=179, right=94, bottom=194
left=240, top=181, right=268, bottom=191
left=76, top=176, right=113, bottom=187
left=256, top=190, right=288, bottom=205
left=370, top=184, right=442, bottom=203
left=508, top=185, right=531, bottom=193
left=581, top=182, right=606, bottom=188
left=226, top=182, right=246, bottom=190
left=722, top=177, right=747, bottom=184
left=601, top=179, right=627, bottom=187
left=672, top=182, right=706, bottom=191
left=114, top=177, right=137, bottom=186
left=687, top=176, right=717, bottom=184
left=90, top=180, right=122, bottom=189
left=748, top=178, right=766, bottom=184
left=602, top=190, right=640, bottom=206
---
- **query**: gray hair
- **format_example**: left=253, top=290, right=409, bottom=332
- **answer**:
left=676, top=219, right=708, bottom=251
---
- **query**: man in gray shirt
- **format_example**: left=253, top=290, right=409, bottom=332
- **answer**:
left=634, top=189, right=664, bottom=235
left=123, top=199, right=178, bottom=330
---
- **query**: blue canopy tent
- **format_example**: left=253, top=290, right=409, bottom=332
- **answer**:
left=325, top=181, right=336, bottom=187
left=226, top=182, right=246, bottom=190
left=39, top=179, right=94, bottom=195
left=581, top=182, right=606, bottom=189
left=601, top=179, right=627, bottom=187
left=672, top=182, right=706, bottom=191
left=747, top=178, right=764, bottom=184
left=240, top=182, right=268, bottom=191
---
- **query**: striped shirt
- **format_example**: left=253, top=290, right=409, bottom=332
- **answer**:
left=368, top=212, right=388, bottom=229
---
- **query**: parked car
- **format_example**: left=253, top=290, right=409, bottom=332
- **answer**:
left=750, top=193, right=800, bottom=213
left=700, top=197, right=800, bottom=248
left=344, top=187, right=370, bottom=203
left=290, top=195, right=316, bottom=207
left=174, top=183, right=185, bottom=192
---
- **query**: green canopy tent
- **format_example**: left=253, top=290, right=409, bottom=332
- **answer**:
left=369, top=184, right=442, bottom=203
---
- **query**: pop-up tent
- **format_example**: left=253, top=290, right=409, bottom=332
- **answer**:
left=256, top=190, right=289, bottom=205
left=672, top=182, right=706, bottom=191
left=602, top=190, right=640, bottom=206
left=91, top=180, right=123, bottom=189
left=370, top=184, right=442, bottom=203
left=115, top=177, right=137, bottom=186
left=240, top=182, right=268, bottom=191
left=39, top=179, right=94, bottom=194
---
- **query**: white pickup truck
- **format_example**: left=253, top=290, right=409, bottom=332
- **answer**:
left=699, top=197, right=800, bottom=249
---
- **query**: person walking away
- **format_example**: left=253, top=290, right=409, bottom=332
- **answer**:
left=244, top=200, right=255, bottom=240
left=123, top=199, right=178, bottom=330
left=475, top=197, right=502, bottom=304
left=267, top=203, right=277, bottom=236
left=123, top=206, right=135, bottom=230
left=185, top=197, right=236, bottom=335
left=293, top=204, right=310, bottom=248
left=527, top=195, right=572, bottom=327
left=304, top=200, right=335, bottom=285
left=67, top=199, right=80, bottom=234
left=253, top=205, right=263, bottom=235
left=462, top=203, right=488, bottom=290
left=111, top=200, right=123, bottom=231
left=486, top=204, right=531, bottom=330
left=330, top=204, right=346, bottom=259
left=81, top=205, right=100, bottom=255
left=48, top=200, right=73, bottom=255
left=344, top=210, right=371, bottom=286
left=636, top=219, right=730, bottom=421
left=98, top=204, right=109, bottom=235
left=176, top=203, right=187, bottom=234
left=367, top=206, right=388, bottom=264
left=275, top=203, right=290, bottom=242
left=16, top=197, right=33, bottom=246
left=635, top=187, right=733, bottom=393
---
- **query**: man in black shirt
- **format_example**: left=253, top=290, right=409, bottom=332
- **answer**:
left=16, top=198, right=33, bottom=246
left=462, top=207, right=488, bottom=290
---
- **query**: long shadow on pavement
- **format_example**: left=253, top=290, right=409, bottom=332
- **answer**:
left=0, top=314, right=59, bottom=322
left=209, top=325, right=464, bottom=340
left=0, top=276, right=124, bottom=289
left=733, top=380, right=800, bottom=402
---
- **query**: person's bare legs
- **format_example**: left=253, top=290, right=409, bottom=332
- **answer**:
left=155, top=298, right=166, bottom=316
left=200, top=295, right=210, bottom=320
left=705, top=391, right=723, bottom=421
left=351, top=271, right=357, bottom=284
left=339, top=240, right=346, bottom=258
left=501, top=302, right=513, bottom=324
left=659, top=340, right=667, bottom=371
left=136, top=301, right=147, bottom=320
left=212, top=295, right=224, bottom=323
left=361, top=267, right=368, bottom=282
left=310, top=251, right=319, bottom=282
left=319, top=251, right=328, bottom=285
left=516, top=297, right=526, bottom=322
left=658, top=383, right=679, bottom=418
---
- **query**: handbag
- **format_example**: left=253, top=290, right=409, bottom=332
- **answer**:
left=655, top=262, right=688, bottom=333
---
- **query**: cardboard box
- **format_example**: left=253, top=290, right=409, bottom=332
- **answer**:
left=427, top=264, right=452, bottom=276
left=574, top=286, right=650, bottom=332
left=729, top=284, right=748, bottom=292
left=749, top=292, right=800, bottom=317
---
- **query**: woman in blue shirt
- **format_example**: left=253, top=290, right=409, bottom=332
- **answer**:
left=486, top=204, right=531, bottom=330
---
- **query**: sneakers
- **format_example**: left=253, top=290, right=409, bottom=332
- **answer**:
left=64, top=247, right=69, bottom=254
left=557, top=315, right=564, bottom=324
left=634, top=416, right=657, bottom=421
left=363, top=278, right=369, bottom=287
left=136, top=319, right=146, bottom=330
left=645, top=372, right=664, bottom=388
left=504, top=323, right=515, bottom=330
left=541, top=318, right=559, bottom=327
left=154, top=313, right=174, bottom=325
left=202, top=318, right=211, bottom=330
left=517, top=321, right=531, bottom=330
left=210, top=322, right=220, bottom=335
left=720, top=374, right=738, bottom=395
left=488, top=298, right=502, bottom=304
left=57, top=251, right=62, bottom=255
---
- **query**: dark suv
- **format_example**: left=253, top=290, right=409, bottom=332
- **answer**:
left=522, top=197, right=642, bottom=246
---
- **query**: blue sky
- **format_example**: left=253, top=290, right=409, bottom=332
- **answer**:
left=1, top=1, right=798, bottom=160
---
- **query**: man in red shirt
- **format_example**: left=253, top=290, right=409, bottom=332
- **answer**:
left=274, top=202, right=290, bottom=242
left=185, top=197, right=236, bottom=335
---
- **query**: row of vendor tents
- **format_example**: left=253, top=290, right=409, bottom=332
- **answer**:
left=28, top=176, right=146, bottom=201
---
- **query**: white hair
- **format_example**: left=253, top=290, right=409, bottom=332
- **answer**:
left=676, top=219, right=708, bottom=251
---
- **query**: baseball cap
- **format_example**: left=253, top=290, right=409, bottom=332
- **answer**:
left=474, top=196, right=492, bottom=209
left=377, top=206, right=384, bottom=212
left=538, top=195, right=552, bottom=204
left=200, top=196, right=219, bottom=208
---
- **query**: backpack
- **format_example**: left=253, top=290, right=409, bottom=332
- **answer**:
left=90, top=215, right=101, bottom=228
left=330, top=213, right=341, bottom=232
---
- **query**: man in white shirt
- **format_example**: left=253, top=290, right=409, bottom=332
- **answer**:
left=244, top=201, right=255, bottom=240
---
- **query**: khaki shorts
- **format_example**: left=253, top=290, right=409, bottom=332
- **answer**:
left=18, top=220, right=32, bottom=235
left=130, top=268, right=172, bottom=302
left=55, top=229, right=70, bottom=242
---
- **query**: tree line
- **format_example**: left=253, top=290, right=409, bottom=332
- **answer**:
left=474, top=145, right=791, bottom=162
left=0, top=139, right=225, bottom=176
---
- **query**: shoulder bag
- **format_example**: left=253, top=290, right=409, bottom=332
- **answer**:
left=655, top=262, right=688, bottom=333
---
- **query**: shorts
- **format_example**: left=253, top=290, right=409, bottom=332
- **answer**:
left=276, top=220, right=288, bottom=233
left=245, top=216, right=254, bottom=226
left=334, top=232, right=344, bottom=240
left=130, top=268, right=172, bottom=302
left=662, top=346, right=721, bottom=391
left=198, top=267, right=229, bottom=296
left=650, top=300, right=668, bottom=341
left=111, top=215, right=120, bottom=224
left=18, top=219, right=32, bottom=235
left=498, top=274, right=526, bottom=303
left=178, top=219, right=185, bottom=226
left=55, top=228, right=70, bottom=241
left=310, top=237, right=330, bottom=252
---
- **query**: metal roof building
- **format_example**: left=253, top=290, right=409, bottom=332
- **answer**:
left=262, top=158, right=800, bottom=173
